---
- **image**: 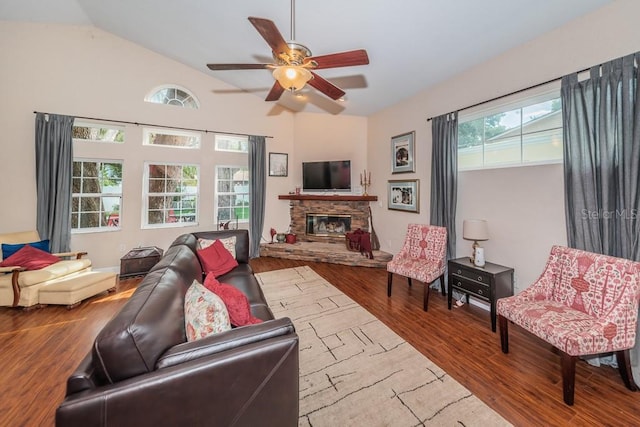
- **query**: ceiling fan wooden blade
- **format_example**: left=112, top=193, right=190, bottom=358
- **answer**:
left=207, top=63, right=271, bottom=70
left=308, top=72, right=346, bottom=100
left=265, top=81, right=285, bottom=101
left=306, top=49, right=369, bottom=69
left=248, top=17, right=289, bottom=57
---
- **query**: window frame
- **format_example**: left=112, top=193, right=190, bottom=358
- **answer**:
left=457, top=89, right=563, bottom=171
left=214, top=134, right=249, bottom=153
left=142, top=162, right=200, bottom=229
left=71, top=158, right=123, bottom=233
left=144, top=84, right=200, bottom=109
left=142, top=127, right=202, bottom=150
left=215, top=165, right=250, bottom=224
left=72, top=121, right=125, bottom=144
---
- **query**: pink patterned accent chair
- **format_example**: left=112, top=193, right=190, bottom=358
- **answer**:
left=497, top=245, right=640, bottom=405
left=387, top=224, right=447, bottom=311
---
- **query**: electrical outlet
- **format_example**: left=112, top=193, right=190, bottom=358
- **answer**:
left=118, top=243, right=126, bottom=253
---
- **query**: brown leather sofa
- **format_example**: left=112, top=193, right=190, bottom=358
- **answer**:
left=56, top=230, right=299, bottom=427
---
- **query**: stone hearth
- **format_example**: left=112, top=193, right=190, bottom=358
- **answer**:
left=261, top=195, right=391, bottom=268
left=259, top=241, right=392, bottom=268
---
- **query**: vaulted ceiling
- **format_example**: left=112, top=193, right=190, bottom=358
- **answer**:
left=1, top=0, right=611, bottom=115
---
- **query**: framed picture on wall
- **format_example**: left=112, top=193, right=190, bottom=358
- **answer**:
left=388, top=179, right=419, bottom=213
left=269, top=152, right=288, bottom=177
left=391, top=131, right=415, bottom=173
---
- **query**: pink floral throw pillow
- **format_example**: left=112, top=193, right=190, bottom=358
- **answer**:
left=184, top=280, right=231, bottom=341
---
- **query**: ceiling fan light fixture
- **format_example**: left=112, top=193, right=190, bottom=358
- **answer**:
left=273, top=66, right=312, bottom=92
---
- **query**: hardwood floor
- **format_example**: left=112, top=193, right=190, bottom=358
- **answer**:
left=0, top=258, right=637, bottom=426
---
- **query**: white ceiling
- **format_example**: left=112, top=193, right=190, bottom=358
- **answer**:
left=1, top=0, right=611, bottom=116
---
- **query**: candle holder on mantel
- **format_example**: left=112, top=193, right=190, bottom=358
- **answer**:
left=360, top=169, right=371, bottom=196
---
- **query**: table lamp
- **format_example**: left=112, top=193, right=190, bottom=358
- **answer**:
left=463, top=219, right=489, bottom=265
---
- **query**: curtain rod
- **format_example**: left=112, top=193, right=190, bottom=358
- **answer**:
left=33, top=111, right=274, bottom=139
left=426, top=66, right=590, bottom=122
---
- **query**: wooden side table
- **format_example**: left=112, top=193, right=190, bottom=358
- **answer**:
left=447, top=257, right=514, bottom=332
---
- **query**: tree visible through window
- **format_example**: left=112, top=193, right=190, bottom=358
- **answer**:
left=73, top=122, right=124, bottom=144
left=72, top=160, right=123, bottom=231
left=458, top=95, right=562, bottom=169
left=145, top=163, right=199, bottom=227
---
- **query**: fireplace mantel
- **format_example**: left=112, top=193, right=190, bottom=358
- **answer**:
left=279, top=194, right=377, bottom=202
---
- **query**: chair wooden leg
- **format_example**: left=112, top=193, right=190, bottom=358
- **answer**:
left=387, top=272, right=393, bottom=297
left=615, top=349, right=639, bottom=391
left=439, top=274, right=446, bottom=296
left=423, top=282, right=430, bottom=311
left=498, top=315, right=509, bottom=354
left=560, top=351, right=577, bottom=406
left=407, top=277, right=412, bottom=288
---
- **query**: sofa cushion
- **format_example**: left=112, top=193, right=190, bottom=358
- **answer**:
left=197, top=239, right=238, bottom=277
left=204, top=274, right=262, bottom=327
left=92, top=245, right=198, bottom=384
left=1, top=239, right=50, bottom=259
left=0, top=259, right=92, bottom=289
left=185, top=280, right=231, bottom=341
left=0, top=245, right=58, bottom=270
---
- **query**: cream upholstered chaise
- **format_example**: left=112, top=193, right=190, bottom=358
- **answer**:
left=0, top=230, right=116, bottom=308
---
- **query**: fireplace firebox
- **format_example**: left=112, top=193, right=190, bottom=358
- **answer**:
left=306, top=214, right=351, bottom=237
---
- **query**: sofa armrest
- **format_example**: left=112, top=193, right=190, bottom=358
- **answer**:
left=53, top=251, right=88, bottom=260
left=156, top=317, right=295, bottom=369
left=0, top=266, right=23, bottom=273
left=57, top=333, right=299, bottom=427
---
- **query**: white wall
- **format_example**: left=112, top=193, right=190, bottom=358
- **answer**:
left=367, top=0, right=640, bottom=290
left=0, top=21, right=295, bottom=268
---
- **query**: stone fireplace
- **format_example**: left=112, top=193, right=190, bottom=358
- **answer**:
left=260, top=194, right=392, bottom=268
left=280, top=194, right=375, bottom=243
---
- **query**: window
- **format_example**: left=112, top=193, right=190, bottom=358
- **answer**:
left=72, top=160, right=123, bottom=231
left=216, top=166, right=249, bottom=223
left=215, top=134, right=248, bottom=153
left=458, top=92, right=563, bottom=170
left=143, top=127, right=201, bottom=149
left=145, top=85, right=199, bottom=109
left=72, top=121, right=124, bottom=144
left=144, top=163, right=199, bottom=227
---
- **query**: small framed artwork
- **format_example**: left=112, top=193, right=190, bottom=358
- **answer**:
left=269, top=152, right=288, bottom=177
left=388, top=179, right=420, bottom=213
left=391, top=131, right=415, bottom=174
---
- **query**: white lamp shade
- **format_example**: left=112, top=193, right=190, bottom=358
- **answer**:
left=463, top=219, right=489, bottom=241
left=272, top=66, right=312, bottom=91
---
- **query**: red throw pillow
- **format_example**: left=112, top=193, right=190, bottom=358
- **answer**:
left=196, top=239, right=239, bottom=277
left=204, top=274, right=263, bottom=327
left=0, top=245, right=59, bottom=270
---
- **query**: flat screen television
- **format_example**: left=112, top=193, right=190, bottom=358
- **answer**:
left=302, top=160, right=351, bottom=193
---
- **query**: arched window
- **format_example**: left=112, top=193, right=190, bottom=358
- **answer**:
left=145, top=85, right=200, bottom=109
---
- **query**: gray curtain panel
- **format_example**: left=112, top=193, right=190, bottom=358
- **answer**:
left=35, top=113, right=75, bottom=253
left=561, top=52, right=640, bottom=382
left=430, top=112, right=458, bottom=260
left=248, top=135, right=266, bottom=258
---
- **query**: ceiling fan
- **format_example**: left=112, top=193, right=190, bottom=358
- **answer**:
left=206, top=1, right=369, bottom=102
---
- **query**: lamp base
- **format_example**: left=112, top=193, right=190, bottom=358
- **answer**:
left=469, top=241, right=479, bottom=264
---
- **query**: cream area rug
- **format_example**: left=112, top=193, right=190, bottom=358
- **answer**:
left=256, top=266, right=511, bottom=427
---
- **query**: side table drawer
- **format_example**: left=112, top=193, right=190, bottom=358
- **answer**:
left=452, top=265, right=491, bottom=284
left=450, top=275, right=490, bottom=298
